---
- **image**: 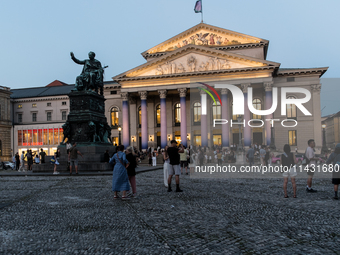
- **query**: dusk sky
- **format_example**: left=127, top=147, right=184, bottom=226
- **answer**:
left=1, top=0, right=339, bottom=115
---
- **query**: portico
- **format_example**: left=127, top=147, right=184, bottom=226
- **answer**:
left=108, top=23, right=327, bottom=152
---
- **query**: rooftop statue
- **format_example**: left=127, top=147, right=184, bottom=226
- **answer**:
left=70, top=51, right=107, bottom=95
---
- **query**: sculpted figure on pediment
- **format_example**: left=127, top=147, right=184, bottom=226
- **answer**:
left=196, top=33, right=209, bottom=45
left=221, top=60, right=231, bottom=69
left=198, top=61, right=209, bottom=71
left=156, top=65, right=163, bottom=75
left=177, top=63, right=186, bottom=73
left=187, top=56, right=197, bottom=72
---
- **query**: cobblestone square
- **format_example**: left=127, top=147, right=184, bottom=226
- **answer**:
left=0, top=169, right=339, bottom=254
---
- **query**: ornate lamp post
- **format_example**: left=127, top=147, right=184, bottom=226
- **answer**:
left=118, top=126, right=122, bottom=145
left=321, top=124, right=327, bottom=154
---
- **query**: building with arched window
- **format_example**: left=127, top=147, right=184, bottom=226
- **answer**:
left=7, top=23, right=327, bottom=154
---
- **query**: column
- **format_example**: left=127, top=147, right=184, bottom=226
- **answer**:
left=200, top=90, right=208, bottom=147
left=139, top=91, right=148, bottom=150
left=241, top=84, right=251, bottom=147
left=178, top=88, right=187, bottom=147
left=311, top=84, right=322, bottom=147
left=121, top=92, right=130, bottom=148
left=158, top=90, right=167, bottom=148
left=264, top=82, right=273, bottom=146
left=221, top=88, right=229, bottom=148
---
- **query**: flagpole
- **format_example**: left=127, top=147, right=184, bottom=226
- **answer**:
left=201, top=0, right=203, bottom=23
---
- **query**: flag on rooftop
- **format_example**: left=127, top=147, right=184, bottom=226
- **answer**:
left=194, top=0, right=202, bottom=13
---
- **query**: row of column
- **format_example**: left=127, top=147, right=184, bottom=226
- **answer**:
left=121, top=88, right=188, bottom=150
left=200, top=82, right=273, bottom=148
left=121, top=83, right=273, bottom=149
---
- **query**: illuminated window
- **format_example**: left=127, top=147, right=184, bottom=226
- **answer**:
left=252, top=99, right=262, bottom=120
left=111, top=107, right=119, bottom=128
left=289, top=130, right=297, bottom=146
left=156, top=104, right=161, bottom=127
left=174, top=103, right=181, bottom=126
left=212, top=101, right=221, bottom=120
left=32, top=103, right=37, bottom=108
left=18, top=104, right=22, bottom=109
left=287, top=96, right=297, bottom=120
left=32, top=113, right=37, bottom=122
left=18, top=130, right=23, bottom=146
left=193, top=102, right=201, bottom=125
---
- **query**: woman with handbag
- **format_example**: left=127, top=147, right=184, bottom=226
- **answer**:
left=281, top=144, right=297, bottom=198
left=110, top=145, right=130, bottom=200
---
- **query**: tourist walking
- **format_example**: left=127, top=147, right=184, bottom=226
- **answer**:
left=246, top=145, right=255, bottom=167
left=167, top=140, right=184, bottom=192
left=305, top=139, right=318, bottom=192
left=260, top=145, right=266, bottom=166
left=281, top=144, right=297, bottom=198
left=126, top=146, right=137, bottom=197
left=163, top=146, right=170, bottom=187
left=148, top=148, right=152, bottom=166
left=152, top=149, right=157, bottom=166
left=69, top=142, right=83, bottom=175
left=326, top=143, right=340, bottom=200
left=53, top=149, right=60, bottom=174
left=19, top=151, right=25, bottom=172
left=26, top=150, right=34, bottom=171
left=179, top=146, right=188, bottom=174
left=15, top=152, right=20, bottom=171
left=110, top=145, right=130, bottom=200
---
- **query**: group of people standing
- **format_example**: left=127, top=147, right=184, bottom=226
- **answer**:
left=12, top=149, right=47, bottom=172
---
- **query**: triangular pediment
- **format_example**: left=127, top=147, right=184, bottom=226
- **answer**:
left=114, top=45, right=279, bottom=81
left=142, top=23, right=268, bottom=57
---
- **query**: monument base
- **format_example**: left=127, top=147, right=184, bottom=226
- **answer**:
left=32, top=144, right=116, bottom=173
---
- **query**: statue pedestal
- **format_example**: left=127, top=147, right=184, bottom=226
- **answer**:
left=66, top=90, right=111, bottom=144
left=32, top=90, right=116, bottom=173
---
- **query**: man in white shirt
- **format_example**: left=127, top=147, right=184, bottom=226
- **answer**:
left=19, top=151, right=25, bottom=172
left=305, top=139, right=318, bottom=192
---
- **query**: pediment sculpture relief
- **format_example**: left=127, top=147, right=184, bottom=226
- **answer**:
left=153, top=56, right=231, bottom=75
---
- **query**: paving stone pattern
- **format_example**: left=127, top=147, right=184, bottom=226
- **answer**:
left=0, top=170, right=339, bottom=254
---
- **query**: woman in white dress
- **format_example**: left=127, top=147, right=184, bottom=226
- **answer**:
left=163, top=146, right=170, bottom=187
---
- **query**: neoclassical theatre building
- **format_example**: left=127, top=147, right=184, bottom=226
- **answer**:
left=9, top=23, right=327, bottom=155
left=110, top=23, right=327, bottom=152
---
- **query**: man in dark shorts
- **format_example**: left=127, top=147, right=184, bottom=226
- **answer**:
left=167, top=140, right=184, bottom=192
left=68, top=142, right=83, bottom=175
left=305, top=139, right=318, bottom=192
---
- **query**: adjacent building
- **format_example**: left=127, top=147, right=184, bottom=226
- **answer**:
left=322, top=111, right=340, bottom=150
left=0, top=85, right=12, bottom=161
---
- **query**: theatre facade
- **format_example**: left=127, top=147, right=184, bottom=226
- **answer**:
left=110, top=23, right=327, bottom=152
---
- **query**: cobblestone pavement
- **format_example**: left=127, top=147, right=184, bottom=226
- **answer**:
left=1, top=169, right=339, bottom=254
